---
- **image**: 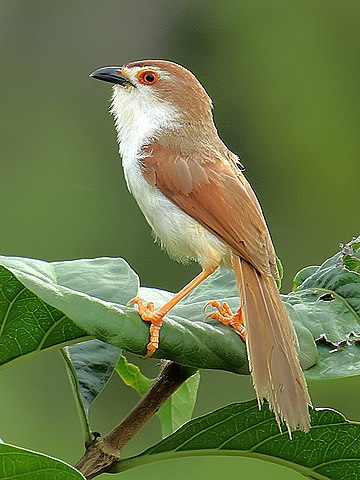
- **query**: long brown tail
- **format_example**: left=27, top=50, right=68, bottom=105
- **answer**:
left=233, top=254, right=311, bottom=433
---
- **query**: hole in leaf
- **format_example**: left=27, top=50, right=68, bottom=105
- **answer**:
left=318, top=293, right=335, bottom=302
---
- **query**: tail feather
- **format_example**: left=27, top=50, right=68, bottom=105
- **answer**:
left=233, top=254, right=311, bottom=433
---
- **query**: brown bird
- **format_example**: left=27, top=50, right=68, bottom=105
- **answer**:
left=90, top=60, right=311, bottom=433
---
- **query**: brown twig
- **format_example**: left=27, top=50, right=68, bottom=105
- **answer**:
left=74, top=361, right=196, bottom=479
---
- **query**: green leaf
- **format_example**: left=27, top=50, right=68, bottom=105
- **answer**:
left=293, top=265, right=320, bottom=290
left=0, top=257, right=251, bottom=374
left=283, top=239, right=360, bottom=380
left=0, top=256, right=137, bottom=368
left=116, top=354, right=153, bottom=395
left=61, top=348, right=92, bottom=446
left=157, top=370, right=200, bottom=437
left=62, top=340, right=121, bottom=445
left=66, top=340, right=121, bottom=415
left=1, top=240, right=359, bottom=380
left=309, top=341, right=360, bottom=380
left=116, top=400, right=360, bottom=480
left=0, top=265, right=89, bottom=367
left=116, top=355, right=200, bottom=437
left=0, top=443, right=85, bottom=479
left=340, top=236, right=360, bottom=273
left=275, top=255, right=283, bottom=289
left=342, top=255, right=360, bottom=274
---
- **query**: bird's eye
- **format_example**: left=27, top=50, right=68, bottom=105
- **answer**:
left=137, top=70, right=159, bottom=86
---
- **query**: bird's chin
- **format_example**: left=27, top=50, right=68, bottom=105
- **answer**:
left=113, top=84, right=132, bottom=93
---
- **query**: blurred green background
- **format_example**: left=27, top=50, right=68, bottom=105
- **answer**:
left=0, top=1, right=359, bottom=478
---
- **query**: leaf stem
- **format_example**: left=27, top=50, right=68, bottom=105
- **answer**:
left=74, top=361, right=197, bottom=479
left=60, top=348, right=93, bottom=447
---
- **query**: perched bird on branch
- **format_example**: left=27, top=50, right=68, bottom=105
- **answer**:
left=90, top=59, right=311, bottom=433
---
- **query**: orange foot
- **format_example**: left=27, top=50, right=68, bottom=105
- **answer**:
left=205, top=301, right=246, bottom=342
left=127, top=297, right=165, bottom=359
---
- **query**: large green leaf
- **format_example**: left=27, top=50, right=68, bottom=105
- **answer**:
left=283, top=239, right=360, bottom=380
left=0, top=443, right=85, bottom=479
left=0, top=256, right=250, bottom=374
left=0, top=265, right=88, bottom=367
left=116, top=355, right=200, bottom=437
left=0, top=256, right=138, bottom=368
left=0, top=240, right=359, bottom=380
left=115, top=400, right=360, bottom=480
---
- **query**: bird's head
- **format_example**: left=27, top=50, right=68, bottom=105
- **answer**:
left=90, top=60, right=214, bottom=140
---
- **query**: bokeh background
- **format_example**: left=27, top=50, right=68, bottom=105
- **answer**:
left=0, top=1, right=359, bottom=479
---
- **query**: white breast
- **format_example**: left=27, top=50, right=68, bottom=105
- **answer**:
left=110, top=85, right=228, bottom=269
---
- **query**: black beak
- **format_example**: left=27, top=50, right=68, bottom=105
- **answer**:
left=89, top=66, right=132, bottom=86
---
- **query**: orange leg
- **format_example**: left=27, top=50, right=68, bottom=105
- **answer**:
left=128, top=266, right=218, bottom=358
left=205, top=301, right=246, bottom=342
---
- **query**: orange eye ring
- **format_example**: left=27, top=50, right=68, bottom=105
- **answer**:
left=137, top=70, right=159, bottom=86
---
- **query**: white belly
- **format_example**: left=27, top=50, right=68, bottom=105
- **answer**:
left=123, top=154, right=228, bottom=269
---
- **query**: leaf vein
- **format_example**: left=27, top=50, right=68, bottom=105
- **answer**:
left=171, top=404, right=260, bottom=451
left=218, top=417, right=276, bottom=449
left=37, top=314, right=68, bottom=350
left=0, top=287, right=26, bottom=338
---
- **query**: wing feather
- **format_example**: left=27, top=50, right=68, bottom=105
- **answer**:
left=141, top=142, right=278, bottom=277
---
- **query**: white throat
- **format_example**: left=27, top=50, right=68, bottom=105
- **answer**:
left=110, top=85, right=179, bottom=191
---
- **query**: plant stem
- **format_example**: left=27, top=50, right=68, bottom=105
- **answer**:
left=74, top=361, right=196, bottom=479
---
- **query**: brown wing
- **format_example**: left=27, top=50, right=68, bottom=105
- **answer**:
left=141, top=142, right=278, bottom=277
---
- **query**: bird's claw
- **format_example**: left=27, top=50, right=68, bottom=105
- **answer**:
left=204, top=300, right=246, bottom=342
left=204, top=300, right=234, bottom=317
left=127, top=296, right=155, bottom=313
left=127, top=296, right=164, bottom=358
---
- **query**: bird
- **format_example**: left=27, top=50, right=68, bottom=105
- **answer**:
left=90, top=59, right=311, bottom=433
